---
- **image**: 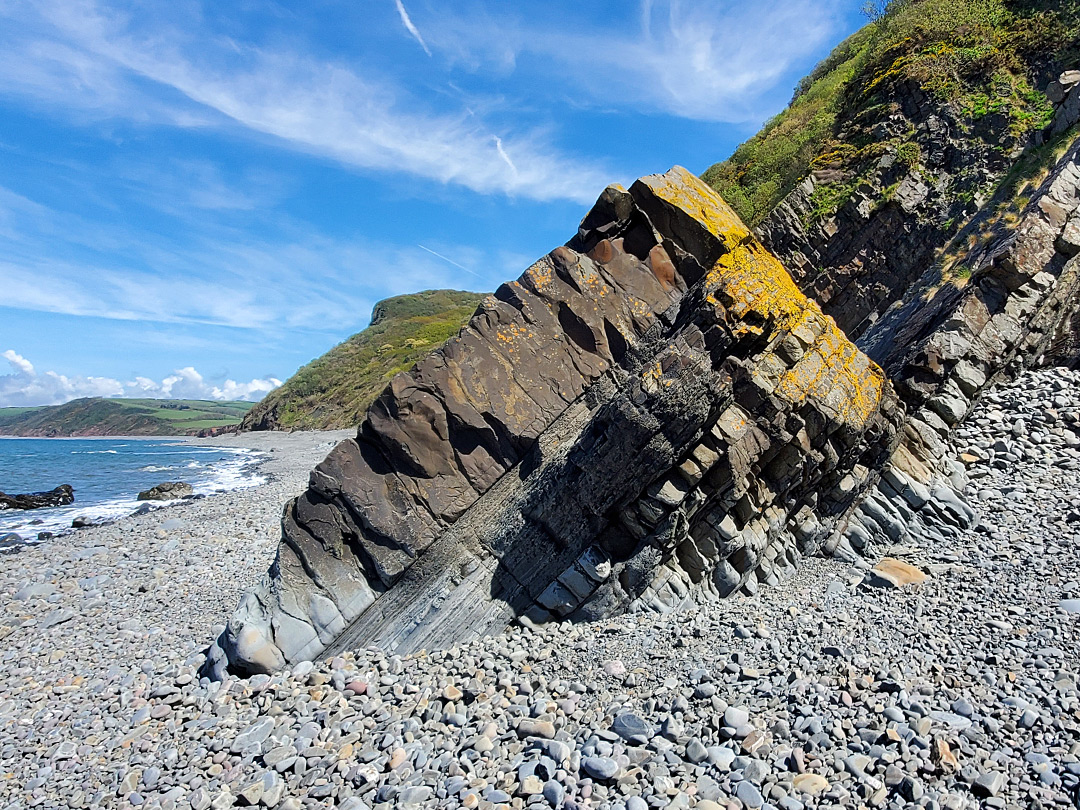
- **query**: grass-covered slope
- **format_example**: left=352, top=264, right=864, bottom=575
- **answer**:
left=703, top=0, right=1080, bottom=227
left=242, top=290, right=487, bottom=431
left=0, top=399, right=253, bottom=437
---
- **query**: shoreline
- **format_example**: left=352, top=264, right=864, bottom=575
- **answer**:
left=0, top=430, right=353, bottom=544
left=1, top=377, right=1078, bottom=808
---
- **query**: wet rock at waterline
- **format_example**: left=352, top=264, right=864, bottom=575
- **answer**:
left=0, top=483, right=74, bottom=510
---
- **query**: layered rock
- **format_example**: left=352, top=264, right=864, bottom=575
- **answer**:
left=757, top=69, right=1080, bottom=344
left=206, top=113, right=1080, bottom=677
left=734, top=69, right=1080, bottom=561
left=835, top=133, right=1080, bottom=556
left=206, top=168, right=904, bottom=676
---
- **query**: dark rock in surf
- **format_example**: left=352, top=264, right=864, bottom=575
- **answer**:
left=0, top=484, right=75, bottom=511
left=138, top=482, right=194, bottom=501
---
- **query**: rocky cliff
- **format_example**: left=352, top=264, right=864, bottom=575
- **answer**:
left=205, top=4, right=1080, bottom=677
left=207, top=143, right=1080, bottom=675
left=205, top=168, right=911, bottom=676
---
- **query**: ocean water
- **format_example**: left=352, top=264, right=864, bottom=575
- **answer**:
left=0, top=438, right=264, bottom=542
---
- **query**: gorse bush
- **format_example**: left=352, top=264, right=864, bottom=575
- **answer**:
left=703, top=0, right=1079, bottom=227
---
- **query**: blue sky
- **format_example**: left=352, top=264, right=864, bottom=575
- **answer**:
left=0, top=0, right=866, bottom=407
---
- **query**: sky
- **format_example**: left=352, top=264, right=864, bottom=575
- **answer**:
left=0, top=0, right=868, bottom=407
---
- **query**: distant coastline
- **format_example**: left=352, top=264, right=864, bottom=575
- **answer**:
left=0, top=397, right=253, bottom=438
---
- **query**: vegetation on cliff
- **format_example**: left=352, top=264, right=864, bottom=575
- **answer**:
left=703, top=0, right=1080, bottom=227
left=241, top=290, right=486, bottom=431
left=0, top=399, right=252, bottom=437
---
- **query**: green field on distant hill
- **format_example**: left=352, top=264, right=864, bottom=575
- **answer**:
left=0, top=398, right=253, bottom=437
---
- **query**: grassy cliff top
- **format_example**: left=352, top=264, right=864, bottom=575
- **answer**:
left=242, top=289, right=487, bottom=431
left=703, top=0, right=1080, bottom=227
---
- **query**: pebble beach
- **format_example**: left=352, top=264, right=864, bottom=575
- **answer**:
left=1, top=373, right=1079, bottom=810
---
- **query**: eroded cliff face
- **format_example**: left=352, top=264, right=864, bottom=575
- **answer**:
left=757, top=70, right=1080, bottom=345
left=831, top=134, right=1080, bottom=561
left=206, top=112, right=1080, bottom=676
left=205, top=169, right=906, bottom=676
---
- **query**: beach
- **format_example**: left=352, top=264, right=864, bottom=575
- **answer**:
left=0, top=430, right=352, bottom=806
left=0, top=383, right=1078, bottom=810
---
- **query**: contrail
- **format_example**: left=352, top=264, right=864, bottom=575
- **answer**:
left=417, top=244, right=485, bottom=279
left=394, top=0, right=433, bottom=56
left=494, top=136, right=518, bottom=175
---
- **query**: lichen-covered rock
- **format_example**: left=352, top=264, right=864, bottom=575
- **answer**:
left=205, top=168, right=905, bottom=676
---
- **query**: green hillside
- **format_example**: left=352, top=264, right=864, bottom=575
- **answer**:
left=0, top=398, right=253, bottom=437
left=703, top=0, right=1079, bottom=227
left=242, top=289, right=487, bottom=431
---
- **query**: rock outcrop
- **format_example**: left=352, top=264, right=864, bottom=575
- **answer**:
left=205, top=168, right=905, bottom=676
left=757, top=69, right=1080, bottom=348
left=208, top=114, right=1080, bottom=677
left=137, top=482, right=194, bottom=501
left=832, top=131, right=1080, bottom=560
left=0, top=484, right=74, bottom=511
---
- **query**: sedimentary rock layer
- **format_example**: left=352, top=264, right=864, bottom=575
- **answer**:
left=835, top=135, right=1080, bottom=558
left=206, top=168, right=904, bottom=676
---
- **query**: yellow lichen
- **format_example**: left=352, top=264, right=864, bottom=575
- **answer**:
left=670, top=182, right=888, bottom=430
left=643, top=166, right=751, bottom=253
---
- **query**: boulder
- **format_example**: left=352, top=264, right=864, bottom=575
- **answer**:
left=0, top=533, right=24, bottom=550
left=0, top=484, right=74, bottom=511
left=137, top=482, right=194, bottom=501
left=205, top=167, right=904, bottom=677
left=863, top=558, right=928, bottom=588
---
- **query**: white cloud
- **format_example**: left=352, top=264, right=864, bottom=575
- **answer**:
left=0, top=180, right=496, bottom=332
left=394, top=0, right=433, bottom=57
left=0, top=0, right=612, bottom=204
left=2, top=350, right=34, bottom=376
left=428, top=0, right=844, bottom=123
left=0, top=350, right=281, bottom=407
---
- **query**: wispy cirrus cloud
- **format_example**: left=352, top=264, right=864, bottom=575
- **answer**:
left=0, top=0, right=612, bottom=203
left=0, top=178, right=499, bottom=334
left=394, top=0, right=433, bottom=57
left=425, top=0, right=845, bottom=123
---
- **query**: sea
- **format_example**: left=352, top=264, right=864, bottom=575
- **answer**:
left=0, top=437, right=265, bottom=543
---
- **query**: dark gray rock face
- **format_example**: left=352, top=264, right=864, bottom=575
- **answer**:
left=137, top=482, right=193, bottom=501
left=832, top=136, right=1080, bottom=557
left=0, top=484, right=74, bottom=511
left=756, top=70, right=1080, bottom=346
left=205, top=168, right=904, bottom=676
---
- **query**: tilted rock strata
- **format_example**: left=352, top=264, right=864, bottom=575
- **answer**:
left=206, top=168, right=903, bottom=676
left=836, top=135, right=1080, bottom=559
left=757, top=70, right=1080, bottom=345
